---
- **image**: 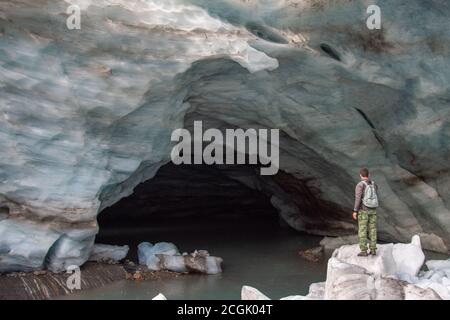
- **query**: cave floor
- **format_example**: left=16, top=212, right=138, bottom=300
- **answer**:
left=0, top=262, right=127, bottom=300
left=64, top=215, right=328, bottom=300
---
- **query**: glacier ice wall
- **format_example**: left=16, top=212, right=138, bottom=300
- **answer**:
left=1, top=0, right=450, bottom=271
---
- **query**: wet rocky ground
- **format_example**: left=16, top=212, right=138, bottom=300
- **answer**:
left=0, top=262, right=126, bottom=300
left=0, top=259, right=187, bottom=300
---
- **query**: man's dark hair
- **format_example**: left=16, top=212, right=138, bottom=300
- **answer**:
left=360, top=167, right=369, bottom=177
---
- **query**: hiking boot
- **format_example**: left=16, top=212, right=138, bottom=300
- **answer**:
left=357, top=251, right=368, bottom=257
left=370, top=249, right=377, bottom=256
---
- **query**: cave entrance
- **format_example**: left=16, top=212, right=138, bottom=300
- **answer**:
left=97, top=162, right=302, bottom=262
left=96, top=162, right=330, bottom=298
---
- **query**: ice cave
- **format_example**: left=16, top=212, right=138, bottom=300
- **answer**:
left=96, top=161, right=346, bottom=254
left=0, top=0, right=450, bottom=300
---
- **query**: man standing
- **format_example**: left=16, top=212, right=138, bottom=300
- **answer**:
left=352, top=167, right=379, bottom=256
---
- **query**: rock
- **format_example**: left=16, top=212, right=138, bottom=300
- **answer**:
left=241, top=286, right=271, bottom=300
left=88, top=244, right=129, bottom=263
left=33, top=270, right=47, bottom=276
left=133, top=271, right=143, bottom=281
left=125, top=272, right=133, bottom=280
left=125, top=260, right=135, bottom=267
left=320, top=236, right=359, bottom=251
left=299, top=246, right=323, bottom=263
left=152, top=293, right=167, bottom=300
left=418, top=233, right=448, bottom=253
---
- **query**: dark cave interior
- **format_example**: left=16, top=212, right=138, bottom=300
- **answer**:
left=97, top=163, right=286, bottom=260
left=97, top=162, right=352, bottom=261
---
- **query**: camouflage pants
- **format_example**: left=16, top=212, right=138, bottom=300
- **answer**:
left=358, top=209, right=377, bottom=251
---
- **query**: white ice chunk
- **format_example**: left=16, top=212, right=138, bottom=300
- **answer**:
left=137, top=242, right=180, bottom=270
left=241, top=286, right=271, bottom=300
left=152, top=293, right=167, bottom=300
left=391, top=235, right=425, bottom=277
left=88, top=244, right=129, bottom=263
left=426, top=259, right=450, bottom=271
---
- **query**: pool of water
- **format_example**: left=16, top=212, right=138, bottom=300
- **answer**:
left=64, top=215, right=328, bottom=300
left=62, top=213, right=448, bottom=300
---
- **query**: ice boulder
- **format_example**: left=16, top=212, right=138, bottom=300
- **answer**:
left=280, top=295, right=309, bottom=300
left=392, top=235, right=425, bottom=277
left=425, top=259, right=450, bottom=271
left=241, top=286, right=270, bottom=300
left=324, top=258, right=375, bottom=300
left=88, top=244, right=129, bottom=263
left=415, top=281, right=450, bottom=300
left=304, top=235, right=449, bottom=300
left=331, top=244, right=397, bottom=276
left=137, top=242, right=179, bottom=270
left=137, top=243, right=223, bottom=274
left=0, top=220, right=61, bottom=272
left=403, top=284, right=442, bottom=300
left=44, top=229, right=97, bottom=273
left=158, top=251, right=223, bottom=274
left=331, top=235, right=426, bottom=278
left=323, top=257, right=442, bottom=300
left=183, top=250, right=223, bottom=275
left=152, top=293, right=167, bottom=300
left=157, top=255, right=188, bottom=273
left=409, top=257, right=450, bottom=300
left=241, top=286, right=311, bottom=300
left=306, top=282, right=325, bottom=300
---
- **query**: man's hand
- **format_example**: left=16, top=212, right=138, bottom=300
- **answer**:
left=352, top=211, right=358, bottom=220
